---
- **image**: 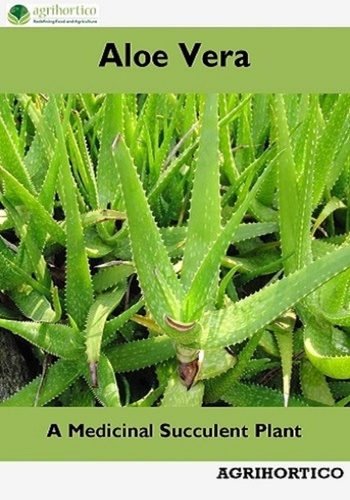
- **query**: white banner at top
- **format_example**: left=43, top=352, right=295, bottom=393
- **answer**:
left=2, top=0, right=350, bottom=27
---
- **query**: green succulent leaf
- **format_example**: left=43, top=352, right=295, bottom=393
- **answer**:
left=304, top=315, right=350, bottom=379
left=300, top=358, right=335, bottom=405
left=85, top=285, right=126, bottom=380
left=0, top=319, right=84, bottom=359
left=112, top=134, right=190, bottom=341
left=0, top=92, right=349, bottom=407
left=52, top=96, right=94, bottom=330
left=0, top=359, right=83, bottom=407
left=181, top=94, right=221, bottom=292
left=85, top=353, right=122, bottom=407
left=202, top=242, right=350, bottom=350
left=161, top=376, right=204, bottom=407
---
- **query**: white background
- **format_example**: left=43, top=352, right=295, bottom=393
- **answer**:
left=2, top=0, right=350, bottom=27
left=0, top=462, right=348, bottom=498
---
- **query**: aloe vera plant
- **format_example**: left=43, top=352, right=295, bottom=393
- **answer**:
left=0, top=93, right=349, bottom=407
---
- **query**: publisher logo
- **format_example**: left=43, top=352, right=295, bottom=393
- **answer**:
left=8, top=4, right=30, bottom=25
left=6, top=3, right=99, bottom=26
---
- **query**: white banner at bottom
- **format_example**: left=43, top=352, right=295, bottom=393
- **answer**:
left=0, top=462, right=347, bottom=498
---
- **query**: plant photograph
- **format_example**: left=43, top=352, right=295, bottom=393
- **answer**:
left=0, top=93, right=349, bottom=407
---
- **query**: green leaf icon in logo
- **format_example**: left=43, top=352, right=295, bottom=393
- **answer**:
left=8, top=5, right=30, bottom=25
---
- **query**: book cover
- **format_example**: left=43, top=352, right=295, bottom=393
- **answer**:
left=0, top=2, right=349, bottom=496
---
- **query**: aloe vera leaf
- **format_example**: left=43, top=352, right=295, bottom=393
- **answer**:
left=103, top=298, right=144, bottom=340
left=294, top=95, right=318, bottom=269
left=318, top=196, right=347, bottom=236
left=90, top=221, right=278, bottom=269
left=10, top=288, right=57, bottom=323
left=113, top=135, right=191, bottom=340
left=0, top=244, right=50, bottom=297
left=51, top=286, right=62, bottom=321
left=235, top=95, right=254, bottom=171
left=259, top=330, right=280, bottom=357
left=202, top=241, right=350, bottom=351
left=123, top=94, right=138, bottom=152
left=84, top=353, right=122, bottom=407
left=2, top=193, right=51, bottom=287
left=156, top=356, right=176, bottom=385
left=154, top=95, right=191, bottom=167
left=14, top=97, right=28, bottom=154
left=165, top=222, right=279, bottom=257
left=335, top=395, right=350, bottom=407
left=58, top=377, right=94, bottom=407
left=144, top=95, right=185, bottom=185
left=131, top=385, right=166, bottom=407
left=282, top=94, right=301, bottom=131
left=78, top=93, right=98, bottom=117
left=199, top=347, right=236, bottom=380
left=293, top=95, right=318, bottom=173
left=161, top=376, right=204, bottom=407
left=183, top=159, right=277, bottom=320
left=17, top=95, right=56, bottom=152
left=243, top=359, right=280, bottom=379
left=80, top=209, right=126, bottom=227
left=274, top=330, right=293, bottom=407
left=148, top=94, right=252, bottom=205
left=0, top=318, right=84, bottom=359
left=204, top=331, right=263, bottom=404
left=84, top=228, right=114, bottom=258
left=219, top=94, right=239, bottom=184
left=313, top=94, right=350, bottom=208
left=221, top=141, right=277, bottom=209
left=231, top=253, right=285, bottom=287
left=148, top=140, right=198, bottom=204
left=106, top=336, right=175, bottom=373
left=0, top=117, right=35, bottom=194
left=313, top=263, right=350, bottom=322
left=219, top=94, right=253, bottom=129
left=77, top=296, right=141, bottom=351
left=140, top=112, right=156, bottom=185
left=97, top=94, right=123, bottom=207
left=127, top=313, right=163, bottom=336
left=18, top=147, right=63, bottom=286
left=0, top=95, right=19, bottom=147
left=312, top=197, right=346, bottom=236
left=300, top=358, right=335, bottom=405
left=222, top=382, right=310, bottom=407
left=274, top=94, right=299, bottom=274
left=24, top=135, right=48, bottom=191
left=216, top=266, right=239, bottom=309
left=251, top=94, right=271, bottom=156
left=328, top=381, right=350, bottom=399
left=0, top=246, right=24, bottom=290
left=0, top=359, right=82, bottom=407
left=0, top=209, right=9, bottom=230
left=85, top=285, right=126, bottom=368
left=181, top=94, right=220, bottom=291
left=0, top=166, right=65, bottom=245
left=52, top=96, right=94, bottom=330
left=327, top=121, right=350, bottom=192
left=315, top=310, right=350, bottom=327
left=92, top=263, right=134, bottom=294
left=178, top=94, right=198, bottom=152
left=69, top=112, right=99, bottom=209
left=303, top=315, right=350, bottom=379
left=22, top=102, right=55, bottom=189
left=80, top=209, right=126, bottom=257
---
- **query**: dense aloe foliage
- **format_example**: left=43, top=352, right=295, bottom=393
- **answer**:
left=0, top=93, right=350, bottom=407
